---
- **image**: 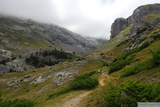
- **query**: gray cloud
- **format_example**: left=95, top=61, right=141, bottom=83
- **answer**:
left=0, top=0, right=159, bottom=39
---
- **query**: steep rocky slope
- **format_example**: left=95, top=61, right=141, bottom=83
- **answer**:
left=0, top=15, right=106, bottom=73
left=98, top=3, right=160, bottom=54
left=0, top=15, right=105, bottom=54
left=110, top=3, right=160, bottom=39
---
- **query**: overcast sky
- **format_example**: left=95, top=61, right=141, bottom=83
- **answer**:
left=0, top=0, right=159, bottom=39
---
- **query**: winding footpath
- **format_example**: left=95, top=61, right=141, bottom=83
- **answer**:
left=56, top=74, right=110, bottom=107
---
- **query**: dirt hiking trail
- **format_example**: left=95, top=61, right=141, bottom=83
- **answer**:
left=56, top=74, right=111, bottom=107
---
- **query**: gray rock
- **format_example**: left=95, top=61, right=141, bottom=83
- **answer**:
left=0, top=65, right=9, bottom=74
left=30, top=76, right=45, bottom=84
left=7, top=81, right=19, bottom=88
left=110, top=3, right=160, bottom=39
left=110, top=18, right=127, bottom=38
left=52, top=71, right=73, bottom=86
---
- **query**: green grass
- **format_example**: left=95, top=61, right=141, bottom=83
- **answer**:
left=118, top=24, right=133, bottom=38
left=109, top=60, right=131, bottom=74
left=104, top=81, right=160, bottom=107
left=116, top=40, right=128, bottom=47
left=121, top=49, right=160, bottom=77
left=108, top=52, right=137, bottom=74
left=121, top=58, right=155, bottom=77
left=108, top=40, right=152, bottom=74
left=0, top=99, right=35, bottom=107
left=142, top=12, right=160, bottom=23
left=47, top=87, right=71, bottom=100
left=0, top=91, right=35, bottom=107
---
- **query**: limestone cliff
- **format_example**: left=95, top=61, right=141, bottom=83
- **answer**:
left=110, top=3, right=160, bottom=39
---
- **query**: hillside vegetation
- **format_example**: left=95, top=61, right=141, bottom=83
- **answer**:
left=0, top=3, right=160, bottom=107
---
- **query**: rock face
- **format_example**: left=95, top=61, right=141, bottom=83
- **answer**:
left=110, top=3, right=160, bottom=39
left=110, top=18, right=127, bottom=38
left=129, top=3, right=160, bottom=24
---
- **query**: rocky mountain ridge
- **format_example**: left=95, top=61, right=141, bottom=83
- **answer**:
left=110, top=3, right=160, bottom=39
left=0, top=15, right=105, bottom=53
left=0, top=15, right=106, bottom=73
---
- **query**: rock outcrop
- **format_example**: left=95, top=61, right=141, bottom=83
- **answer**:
left=110, top=18, right=127, bottom=38
left=110, top=3, right=160, bottom=39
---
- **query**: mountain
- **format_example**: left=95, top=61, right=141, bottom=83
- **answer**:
left=0, top=15, right=106, bottom=73
left=111, top=3, right=160, bottom=39
left=0, top=15, right=105, bottom=54
left=0, top=3, right=160, bottom=107
left=98, top=3, right=160, bottom=53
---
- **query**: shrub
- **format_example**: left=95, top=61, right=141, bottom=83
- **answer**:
left=100, top=53, right=104, bottom=55
left=109, top=40, right=151, bottom=74
left=0, top=99, right=35, bottom=107
left=138, top=42, right=150, bottom=51
left=121, top=50, right=160, bottom=77
left=25, top=49, right=75, bottom=68
left=150, top=49, right=160, bottom=64
left=137, top=27, right=147, bottom=35
left=121, top=58, right=155, bottom=77
left=69, top=76, right=98, bottom=90
left=115, top=48, right=138, bottom=61
left=102, top=62, right=109, bottom=67
left=151, top=33, right=160, bottom=40
left=109, top=55, right=135, bottom=74
left=104, top=81, right=160, bottom=107
left=84, top=71, right=97, bottom=76
left=70, top=72, right=98, bottom=90
left=109, top=60, right=129, bottom=74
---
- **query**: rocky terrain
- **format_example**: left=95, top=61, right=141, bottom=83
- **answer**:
left=0, top=3, right=160, bottom=107
left=110, top=3, right=160, bottom=38
left=0, top=16, right=106, bottom=73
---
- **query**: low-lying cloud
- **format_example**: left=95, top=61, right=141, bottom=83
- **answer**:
left=0, top=0, right=159, bottom=39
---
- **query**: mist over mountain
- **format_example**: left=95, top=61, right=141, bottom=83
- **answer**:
left=0, top=3, right=160, bottom=107
left=0, top=15, right=106, bottom=73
